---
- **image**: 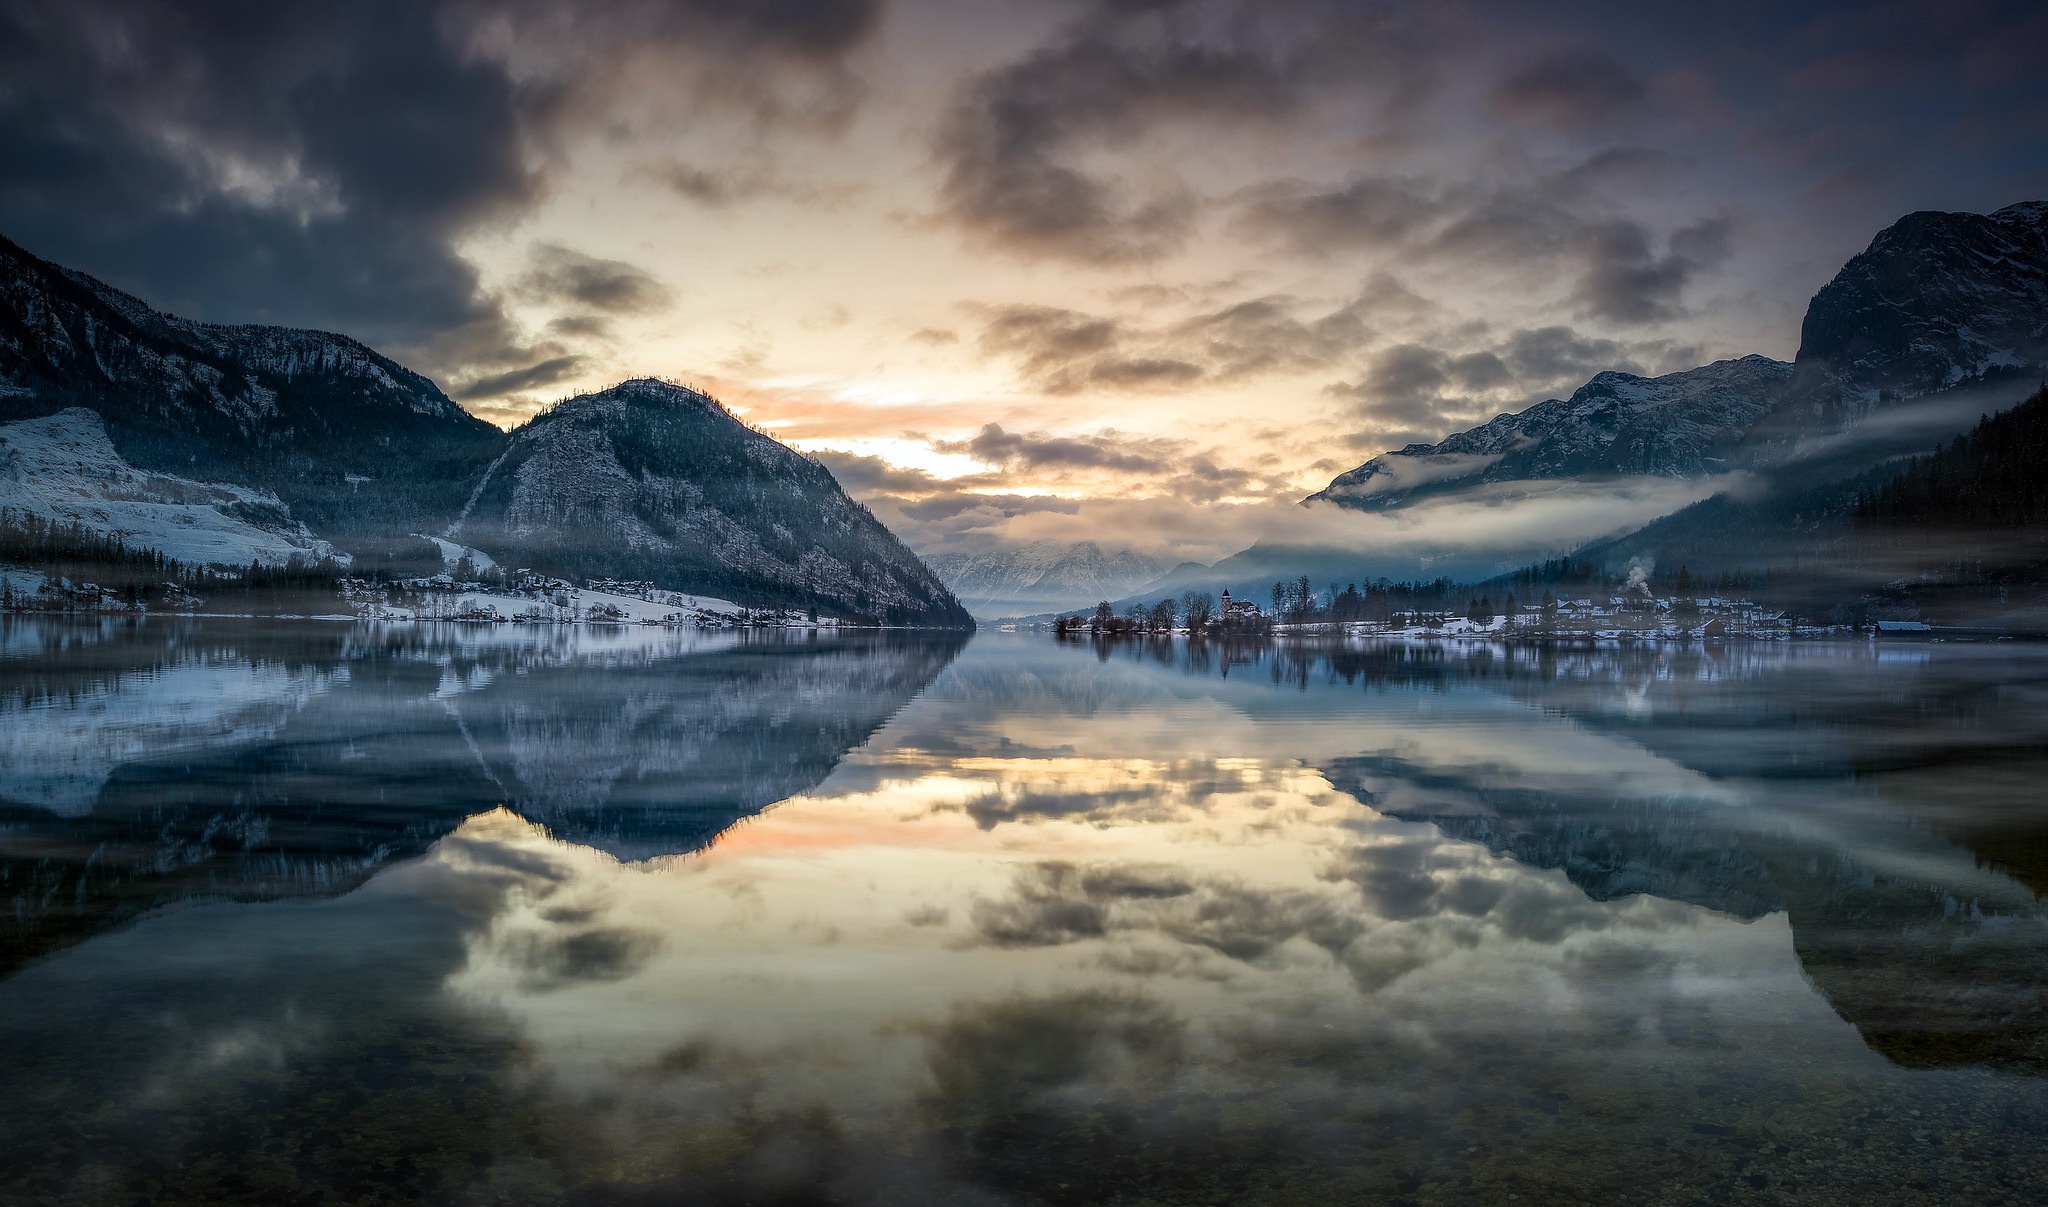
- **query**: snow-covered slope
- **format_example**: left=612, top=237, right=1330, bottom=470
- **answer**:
left=1310, top=356, right=1791, bottom=510
left=452, top=379, right=972, bottom=627
left=926, top=540, right=1163, bottom=616
left=0, top=233, right=505, bottom=539
left=0, top=408, right=342, bottom=567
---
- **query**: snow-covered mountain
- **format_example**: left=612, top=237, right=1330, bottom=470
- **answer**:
left=925, top=540, right=1162, bottom=617
left=453, top=379, right=971, bottom=626
left=0, top=409, right=341, bottom=568
left=1308, top=356, right=1792, bottom=510
left=0, top=233, right=503, bottom=539
left=0, top=235, right=971, bottom=625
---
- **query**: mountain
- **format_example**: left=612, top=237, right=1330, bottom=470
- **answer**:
left=0, top=234, right=970, bottom=625
left=1570, top=384, right=2048, bottom=626
left=450, top=380, right=971, bottom=626
left=0, top=233, right=503, bottom=539
left=1316, top=202, right=2048, bottom=516
left=1309, top=355, right=1793, bottom=510
left=926, top=540, right=1162, bottom=617
left=0, top=408, right=342, bottom=568
left=1772, top=200, right=2048, bottom=428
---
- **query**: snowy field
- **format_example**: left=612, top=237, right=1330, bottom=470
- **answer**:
left=0, top=408, right=341, bottom=567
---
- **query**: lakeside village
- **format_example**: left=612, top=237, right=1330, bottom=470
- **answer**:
left=0, top=560, right=829, bottom=627
left=0, top=518, right=830, bottom=627
left=1048, top=572, right=1938, bottom=642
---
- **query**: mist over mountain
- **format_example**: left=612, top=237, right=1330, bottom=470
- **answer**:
left=926, top=540, right=1161, bottom=618
left=1314, top=201, right=2048, bottom=519
left=1123, top=201, right=2048, bottom=614
left=1308, top=356, right=1792, bottom=511
left=0, top=236, right=969, bottom=626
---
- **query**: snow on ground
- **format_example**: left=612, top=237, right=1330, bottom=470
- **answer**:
left=0, top=566, right=46, bottom=599
left=351, top=582, right=785, bottom=627
left=421, top=535, right=499, bottom=573
left=0, top=408, right=343, bottom=568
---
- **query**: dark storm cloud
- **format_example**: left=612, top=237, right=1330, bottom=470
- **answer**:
left=1323, top=322, right=1698, bottom=444
left=454, top=355, right=589, bottom=401
left=1570, top=216, right=1730, bottom=324
left=517, top=243, right=674, bottom=313
left=937, top=424, right=1182, bottom=474
left=0, top=0, right=533, bottom=353
left=930, top=0, right=1454, bottom=263
left=1498, top=325, right=1638, bottom=382
left=974, top=293, right=1369, bottom=394
left=1487, top=48, right=1647, bottom=131
left=1327, top=342, right=1517, bottom=431
left=0, top=0, right=880, bottom=389
left=933, top=29, right=1292, bottom=262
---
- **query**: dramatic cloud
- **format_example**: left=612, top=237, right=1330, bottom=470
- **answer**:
left=1571, top=216, right=1731, bottom=324
left=932, top=13, right=1298, bottom=262
left=516, top=243, right=674, bottom=313
left=1487, top=49, right=1647, bottom=131
left=5, top=0, right=2047, bottom=552
left=1233, top=177, right=1439, bottom=254
left=937, top=424, right=1184, bottom=475
left=0, top=0, right=880, bottom=397
left=973, top=293, right=1369, bottom=395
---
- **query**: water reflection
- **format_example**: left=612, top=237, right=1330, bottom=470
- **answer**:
left=0, top=616, right=963, bottom=975
left=0, top=625, right=2045, bottom=1205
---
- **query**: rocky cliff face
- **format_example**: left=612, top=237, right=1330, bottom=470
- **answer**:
left=1782, top=200, right=2048, bottom=423
left=455, top=379, right=972, bottom=626
left=1310, top=356, right=1792, bottom=509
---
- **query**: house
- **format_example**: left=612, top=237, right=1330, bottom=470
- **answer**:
left=1218, top=587, right=1263, bottom=622
left=1702, top=618, right=1727, bottom=638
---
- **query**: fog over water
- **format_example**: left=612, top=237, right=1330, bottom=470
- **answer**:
left=0, top=618, right=2044, bottom=1204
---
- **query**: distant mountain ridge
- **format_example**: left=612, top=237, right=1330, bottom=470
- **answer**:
left=1308, top=355, right=1792, bottom=509
left=1091, top=201, right=2048, bottom=616
left=0, top=234, right=970, bottom=626
left=926, top=540, right=1161, bottom=617
left=1312, top=201, right=2048, bottom=517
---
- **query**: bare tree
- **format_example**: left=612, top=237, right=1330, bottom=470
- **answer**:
left=1180, top=589, right=1214, bottom=628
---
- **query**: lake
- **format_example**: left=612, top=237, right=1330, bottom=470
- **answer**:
left=1, top=618, right=2044, bottom=1205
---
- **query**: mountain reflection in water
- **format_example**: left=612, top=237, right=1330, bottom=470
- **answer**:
left=0, top=622, right=2045, bottom=1206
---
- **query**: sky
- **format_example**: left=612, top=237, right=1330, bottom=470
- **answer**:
left=3, top=0, right=2045, bottom=564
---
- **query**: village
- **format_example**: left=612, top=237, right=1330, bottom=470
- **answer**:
left=1049, top=578, right=1928, bottom=642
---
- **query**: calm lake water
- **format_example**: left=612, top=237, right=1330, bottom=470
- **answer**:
left=1, top=619, right=2045, bottom=1205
